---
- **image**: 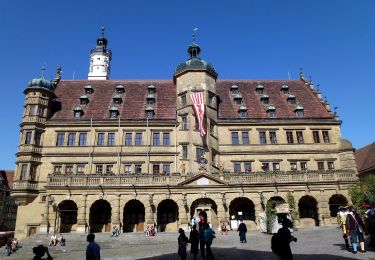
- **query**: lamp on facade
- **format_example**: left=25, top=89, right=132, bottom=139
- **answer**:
left=260, top=192, right=265, bottom=205
left=65, top=184, right=71, bottom=199
left=182, top=194, right=188, bottom=206
left=149, top=194, right=154, bottom=206
left=221, top=193, right=227, bottom=205
left=98, top=185, right=104, bottom=199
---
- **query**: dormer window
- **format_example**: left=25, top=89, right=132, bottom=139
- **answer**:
left=73, top=106, right=83, bottom=118
left=145, top=105, right=154, bottom=119
left=260, top=94, right=269, bottom=104
left=295, top=105, right=304, bottom=117
left=84, top=85, right=93, bottom=94
left=281, top=84, right=289, bottom=94
left=239, top=105, right=248, bottom=118
left=80, top=95, right=89, bottom=105
left=113, top=94, right=122, bottom=104
left=109, top=106, right=119, bottom=118
left=230, top=84, right=239, bottom=94
left=116, top=85, right=125, bottom=94
left=146, top=93, right=155, bottom=105
left=256, top=84, right=264, bottom=94
left=148, top=85, right=156, bottom=94
left=267, top=106, right=276, bottom=118
left=287, top=95, right=296, bottom=104
left=233, top=93, right=243, bottom=104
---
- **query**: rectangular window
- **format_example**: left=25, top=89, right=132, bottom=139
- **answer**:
left=153, top=164, right=160, bottom=174
left=300, top=162, right=307, bottom=171
left=135, top=164, right=142, bottom=174
left=286, top=131, right=294, bottom=144
left=259, top=131, right=267, bottom=144
left=96, top=165, right=103, bottom=174
left=261, top=162, right=270, bottom=172
left=181, top=95, right=187, bottom=107
left=181, top=116, right=188, bottom=130
left=269, top=131, right=277, bottom=144
left=20, top=164, right=28, bottom=180
left=313, top=131, right=320, bottom=143
left=29, top=105, right=38, bottom=116
left=272, top=163, right=280, bottom=172
left=153, top=132, right=160, bottom=146
left=65, top=165, right=73, bottom=174
left=242, top=132, right=249, bottom=145
left=327, top=161, right=335, bottom=170
left=106, top=165, right=113, bottom=174
left=107, top=133, right=115, bottom=146
left=163, top=164, right=171, bottom=175
left=25, top=131, right=32, bottom=144
left=34, top=132, right=41, bottom=146
left=196, top=147, right=204, bottom=162
left=322, top=131, right=330, bottom=143
left=124, top=164, right=131, bottom=174
left=67, top=133, right=76, bottom=146
left=56, top=133, right=65, bottom=146
left=163, top=132, right=170, bottom=145
left=231, top=132, right=239, bottom=144
left=77, top=164, right=85, bottom=174
left=97, top=133, right=105, bottom=145
left=290, top=162, right=297, bottom=171
left=54, top=165, right=62, bottom=174
left=135, top=133, right=142, bottom=145
left=182, top=145, right=188, bottom=160
left=317, top=161, right=325, bottom=171
left=125, top=133, right=132, bottom=145
left=244, top=162, right=252, bottom=173
left=296, top=131, right=304, bottom=144
left=234, top=163, right=241, bottom=173
left=79, top=133, right=87, bottom=146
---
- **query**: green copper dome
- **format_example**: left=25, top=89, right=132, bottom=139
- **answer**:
left=174, top=43, right=217, bottom=79
left=27, top=77, right=55, bottom=91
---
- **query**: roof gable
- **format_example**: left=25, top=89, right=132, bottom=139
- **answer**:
left=178, top=173, right=228, bottom=186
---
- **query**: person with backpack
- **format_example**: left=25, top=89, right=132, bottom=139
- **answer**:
left=337, top=206, right=349, bottom=250
left=271, top=218, right=297, bottom=260
left=346, top=205, right=366, bottom=254
left=238, top=220, right=247, bottom=243
left=204, top=223, right=215, bottom=260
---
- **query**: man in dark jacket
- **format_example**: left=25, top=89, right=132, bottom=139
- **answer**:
left=86, top=233, right=100, bottom=260
left=277, top=218, right=297, bottom=260
left=238, top=221, right=247, bottom=243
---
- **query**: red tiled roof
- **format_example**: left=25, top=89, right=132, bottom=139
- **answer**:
left=0, top=170, right=15, bottom=189
left=355, top=142, right=375, bottom=173
left=50, top=79, right=332, bottom=121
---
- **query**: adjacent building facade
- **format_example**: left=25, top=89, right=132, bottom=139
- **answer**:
left=355, top=142, right=375, bottom=179
left=0, top=170, right=17, bottom=231
left=12, top=32, right=358, bottom=238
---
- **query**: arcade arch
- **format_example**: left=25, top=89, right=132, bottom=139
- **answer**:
left=89, top=200, right=112, bottom=233
left=123, top=200, right=145, bottom=232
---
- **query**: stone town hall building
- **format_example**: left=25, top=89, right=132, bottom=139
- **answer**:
left=12, top=31, right=358, bottom=238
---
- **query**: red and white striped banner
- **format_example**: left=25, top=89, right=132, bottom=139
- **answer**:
left=190, top=92, right=206, bottom=136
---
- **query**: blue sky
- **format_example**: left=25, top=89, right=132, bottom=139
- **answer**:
left=1, top=0, right=374, bottom=170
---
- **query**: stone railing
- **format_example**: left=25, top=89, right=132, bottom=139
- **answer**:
left=12, top=181, right=39, bottom=190
left=46, top=170, right=358, bottom=188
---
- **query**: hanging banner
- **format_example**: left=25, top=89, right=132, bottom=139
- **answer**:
left=190, top=92, right=206, bottom=136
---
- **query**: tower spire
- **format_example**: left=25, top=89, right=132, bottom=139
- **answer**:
left=88, top=27, right=112, bottom=80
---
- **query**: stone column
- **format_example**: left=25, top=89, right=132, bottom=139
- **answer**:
left=39, top=195, right=51, bottom=233
left=317, top=191, right=330, bottom=226
left=76, top=194, right=87, bottom=233
left=216, top=195, right=228, bottom=228
left=178, top=196, right=189, bottom=231
left=145, top=195, right=155, bottom=226
left=112, top=194, right=121, bottom=226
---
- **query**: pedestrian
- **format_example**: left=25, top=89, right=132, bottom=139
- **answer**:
left=49, top=234, right=57, bottom=246
left=346, top=205, right=366, bottom=254
left=6, top=237, right=13, bottom=256
left=177, top=228, right=189, bottom=260
left=275, top=218, right=297, bottom=260
left=86, top=233, right=100, bottom=260
left=198, top=211, right=208, bottom=260
left=336, top=206, right=349, bottom=250
left=238, top=220, right=247, bottom=243
left=365, top=207, right=375, bottom=248
left=191, top=217, right=195, bottom=230
left=204, top=223, right=216, bottom=260
left=189, top=224, right=199, bottom=260
left=32, top=245, right=53, bottom=260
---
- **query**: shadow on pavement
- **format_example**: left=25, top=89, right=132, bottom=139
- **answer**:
left=140, top=247, right=359, bottom=260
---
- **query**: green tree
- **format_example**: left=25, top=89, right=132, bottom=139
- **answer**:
left=349, top=175, right=375, bottom=214
left=287, top=192, right=299, bottom=221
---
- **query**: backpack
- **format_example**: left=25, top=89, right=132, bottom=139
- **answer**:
left=271, top=233, right=281, bottom=255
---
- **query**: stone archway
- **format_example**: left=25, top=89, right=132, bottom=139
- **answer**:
left=190, top=198, right=218, bottom=229
left=157, top=199, right=178, bottom=232
left=123, top=200, right=145, bottom=232
left=299, top=195, right=319, bottom=226
left=266, top=196, right=285, bottom=209
left=229, top=197, right=256, bottom=230
left=89, top=200, right=112, bottom=233
left=58, top=200, right=77, bottom=233
left=329, top=194, right=348, bottom=217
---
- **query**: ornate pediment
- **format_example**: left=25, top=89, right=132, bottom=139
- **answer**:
left=178, top=173, right=228, bottom=187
